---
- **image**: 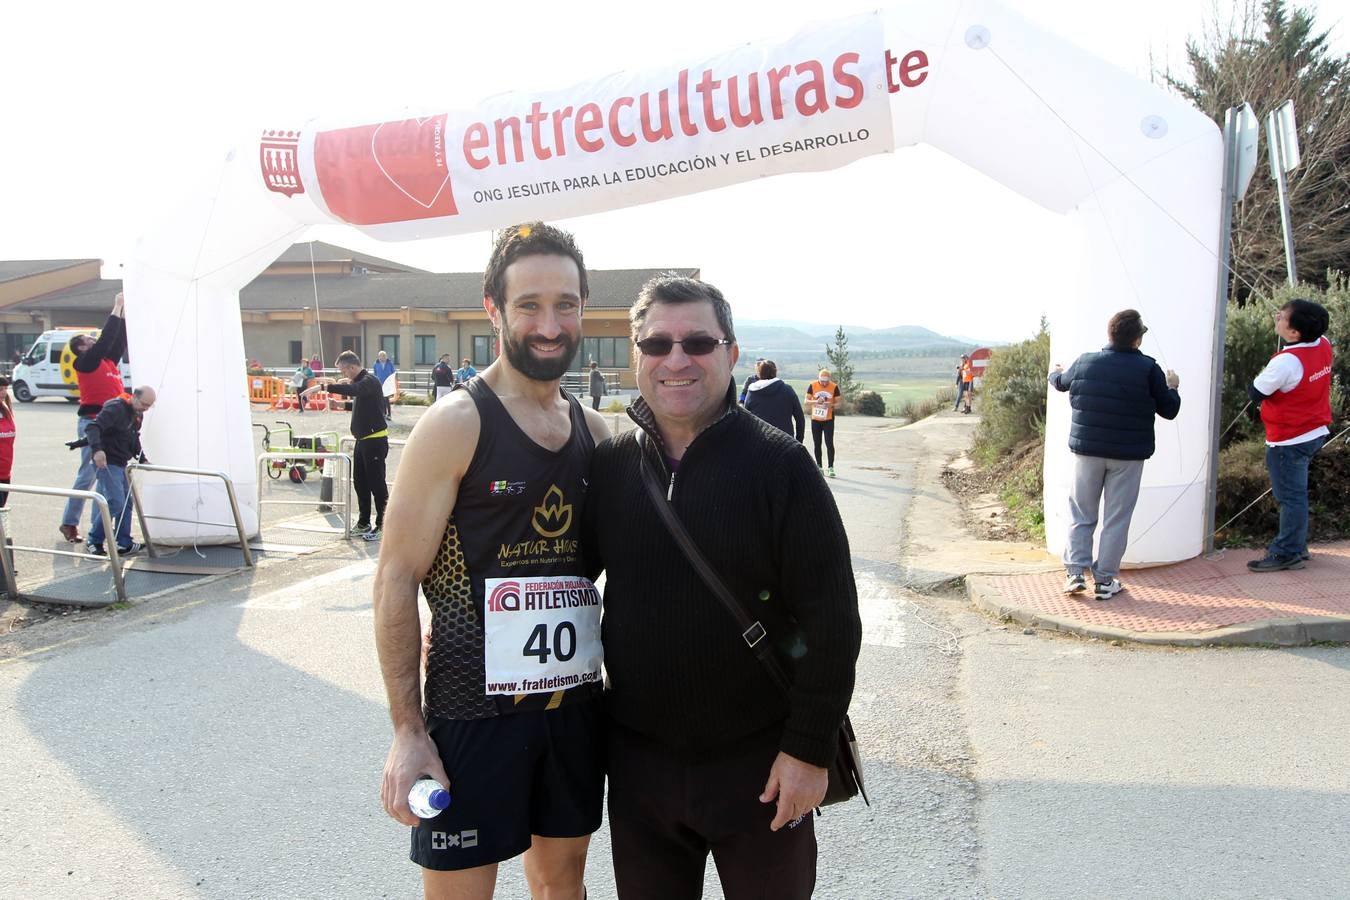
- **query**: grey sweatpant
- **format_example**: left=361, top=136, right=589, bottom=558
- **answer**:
left=1064, top=454, right=1145, bottom=581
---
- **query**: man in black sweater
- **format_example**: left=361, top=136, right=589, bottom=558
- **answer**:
left=430, top=353, right=455, bottom=400
left=583, top=275, right=860, bottom=899
left=84, top=385, right=155, bottom=556
left=304, top=350, right=388, bottom=541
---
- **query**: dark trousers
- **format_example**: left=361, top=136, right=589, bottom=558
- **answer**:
left=810, top=419, right=835, bottom=467
left=1267, top=435, right=1326, bottom=559
left=607, top=724, right=816, bottom=900
left=591, top=394, right=602, bottom=410
left=353, top=435, right=389, bottom=527
left=88, top=463, right=134, bottom=550
left=954, top=380, right=968, bottom=410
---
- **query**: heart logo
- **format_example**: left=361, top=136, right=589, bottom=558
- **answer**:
left=371, top=115, right=453, bottom=208
left=313, top=114, right=460, bottom=226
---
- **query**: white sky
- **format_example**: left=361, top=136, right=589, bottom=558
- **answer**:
left=2, top=0, right=1346, bottom=342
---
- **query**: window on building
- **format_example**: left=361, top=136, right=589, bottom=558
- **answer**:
left=340, top=335, right=361, bottom=357
left=579, top=337, right=630, bottom=370
left=414, top=335, right=436, bottom=366
left=472, top=335, right=498, bottom=368
left=289, top=341, right=303, bottom=364
left=379, top=335, right=399, bottom=364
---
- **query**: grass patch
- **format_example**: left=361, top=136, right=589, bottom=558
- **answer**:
left=871, top=380, right=952, bottom=410
left=781, top=378, right=950, bottom=417
left=997, top=440, right=1045, bottom=541
left=894, top=386, right=956, bottom=421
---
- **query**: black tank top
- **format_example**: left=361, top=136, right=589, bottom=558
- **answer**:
left=422, top=378, right=599, bottom=719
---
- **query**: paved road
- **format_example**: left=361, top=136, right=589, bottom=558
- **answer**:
left=964, top=629, right=1350, bottom=898
left=2, top=410, right=1347, bottom=898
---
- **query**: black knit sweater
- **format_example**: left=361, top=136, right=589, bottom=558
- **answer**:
left=582, top=384, right=860, bottom=767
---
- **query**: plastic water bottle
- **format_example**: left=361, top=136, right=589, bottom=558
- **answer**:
left=408, top=778, right=450, bottom=819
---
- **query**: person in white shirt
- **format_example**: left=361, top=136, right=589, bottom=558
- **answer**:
left=1246, top=298, right=1334, bottom=571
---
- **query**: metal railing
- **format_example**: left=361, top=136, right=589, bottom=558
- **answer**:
left=0, top=485, right=127, bottom=605
left=126, top=464, right=255, bottom=568
left=561, top=371, right=621, bottom=396
left=256, top=451, right=354, bottom=538
left=339, top=437, right=407, bottom=492
left=257, top=366, right=623, bottom=399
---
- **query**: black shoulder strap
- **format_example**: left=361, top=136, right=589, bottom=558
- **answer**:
left=635, top=432, right=790, bottom=694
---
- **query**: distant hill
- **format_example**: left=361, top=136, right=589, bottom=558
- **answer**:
left=735, top=320, right=994, bottom=356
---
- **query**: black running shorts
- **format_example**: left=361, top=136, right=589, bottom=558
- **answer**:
left=409, top=700, right=604, bottom=871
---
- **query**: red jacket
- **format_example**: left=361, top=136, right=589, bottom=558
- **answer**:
left=75, top=314, right=127, bottom=417
left=1261, top=337, right=1333, bottom=443
left=0, top=408, right=15, bottom=479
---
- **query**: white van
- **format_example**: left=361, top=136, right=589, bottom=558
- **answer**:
left=11, top=328, right=133, bottom=403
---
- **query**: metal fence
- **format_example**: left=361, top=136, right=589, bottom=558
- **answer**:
left=0, top=485, right=127, bottom=605
left=255, top=367, right=621, bottom=400
left=256, top=451, right=353, bottom=538
left=126, top=463, right=255, bottom=567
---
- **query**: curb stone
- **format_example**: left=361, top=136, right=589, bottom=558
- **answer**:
left=966, top=574, right=1350, bottom=647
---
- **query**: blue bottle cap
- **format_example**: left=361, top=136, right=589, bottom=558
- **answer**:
left=429, top=788, right=450, bottom=810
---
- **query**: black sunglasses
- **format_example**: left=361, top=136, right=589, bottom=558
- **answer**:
left=635, top=336, right=733, bottom=356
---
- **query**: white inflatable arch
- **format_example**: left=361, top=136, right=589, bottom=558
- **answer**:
left=126, top=0, right=1219, bottom=563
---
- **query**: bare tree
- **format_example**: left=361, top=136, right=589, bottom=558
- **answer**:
left=1162, top=0, right=1350, bottom=301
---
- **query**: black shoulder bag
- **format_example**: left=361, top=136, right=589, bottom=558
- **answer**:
left=636, top=435, right=867, bottom=807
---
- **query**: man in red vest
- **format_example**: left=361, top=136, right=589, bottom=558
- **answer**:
left=1247, top=298, right=1334, bottom=572
left=59, top=292, right=127, bottom=544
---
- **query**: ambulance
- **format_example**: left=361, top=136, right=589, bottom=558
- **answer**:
left=10, top=328, right=132, bottom=403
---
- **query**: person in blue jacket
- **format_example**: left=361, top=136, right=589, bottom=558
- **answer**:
left=1049, top=309, right=1180, bottom=601
left=373, top=350, right=396, bottom=419
left=743, top=359, right=804, bottom=442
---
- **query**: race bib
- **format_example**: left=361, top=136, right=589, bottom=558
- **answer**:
left=483, top=576, right=603, bottom=695
left=812, top=404, right=832, bottom=421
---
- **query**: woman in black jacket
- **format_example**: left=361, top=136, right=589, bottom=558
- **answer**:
left=743, top=359, right=804, bottom=441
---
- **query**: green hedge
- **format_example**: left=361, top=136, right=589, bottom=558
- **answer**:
left=973, top=323, right=1049, bottom=464
left=1220, top=274, right=1349, bottom=446
left=856, top=390, right=886, bottom=416
left=1215, top=436, right=1350, bottom=546
left=966, top=281, right=1350, bottom=547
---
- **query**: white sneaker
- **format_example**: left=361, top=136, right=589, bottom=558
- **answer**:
left=1094, top=578, right=1123, bottom=601
left=1063, top=574, right=1087, bottom=594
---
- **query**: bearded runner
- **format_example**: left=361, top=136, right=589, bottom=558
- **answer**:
left=372, top=223, right=610, bottom=900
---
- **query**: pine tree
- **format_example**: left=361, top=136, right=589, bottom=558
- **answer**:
left=823, top=326, right=861, bottom=401
left=1162, top=0, right=1350, bottom=301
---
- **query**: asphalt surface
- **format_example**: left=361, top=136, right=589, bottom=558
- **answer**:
left=2, top=406, right=1348, bottom=898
